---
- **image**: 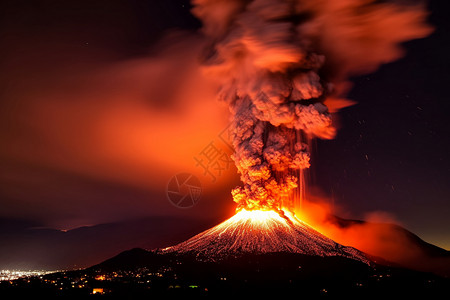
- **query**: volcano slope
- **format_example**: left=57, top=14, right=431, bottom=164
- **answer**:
left=162, top=209, right=369, bottom=264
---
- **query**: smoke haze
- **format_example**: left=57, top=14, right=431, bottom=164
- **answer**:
left=295, top=191, right=450, bottom=276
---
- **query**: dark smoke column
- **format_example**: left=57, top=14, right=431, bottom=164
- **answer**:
left=192, top=0, right=432, bottom=213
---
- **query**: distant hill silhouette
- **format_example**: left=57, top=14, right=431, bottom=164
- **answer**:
left=1, top=213, right=449, bottom=276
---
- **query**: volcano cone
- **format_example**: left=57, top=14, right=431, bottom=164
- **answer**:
left=163, top=210, right=369, bottom=264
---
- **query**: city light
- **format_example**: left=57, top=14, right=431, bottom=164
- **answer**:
left=0, top=270, right=60, bottom=281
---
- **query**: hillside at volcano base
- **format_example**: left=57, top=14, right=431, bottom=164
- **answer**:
left=2, top=209, right=449, bottom=299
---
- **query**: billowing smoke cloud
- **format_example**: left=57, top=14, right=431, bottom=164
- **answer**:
left=192, top=0, right=432, bottom=212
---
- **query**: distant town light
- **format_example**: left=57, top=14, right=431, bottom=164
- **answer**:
left=92, top=288, right=104, bottom=294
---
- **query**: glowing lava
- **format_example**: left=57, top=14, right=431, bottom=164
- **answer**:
left=163, top=209, right=369, bottom=264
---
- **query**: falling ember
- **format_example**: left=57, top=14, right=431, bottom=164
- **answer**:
left=193, top=0, right=432, bottom=215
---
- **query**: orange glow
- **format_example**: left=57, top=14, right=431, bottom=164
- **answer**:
left=92, top=288, right=104, bottom=294
left=227, top=209, right=307, bottom=231
left=0, top=38, right=233, bottom=192
left=233, top=209, right=286, bottom=223
left=95, top=275, right=105, bottom=281
left=293, top=196, right=450, bottom=276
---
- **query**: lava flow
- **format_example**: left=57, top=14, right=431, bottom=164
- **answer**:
left=163, top=209, right=369, bottom=263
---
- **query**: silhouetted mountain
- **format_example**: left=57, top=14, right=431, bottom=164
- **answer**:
left=2, top=224, right=450, bottom=299
left=1, top=212, right=449, bottom=275
left=0, top=215, right=218, bottom=270
left=332, top=216, right=450, bottom=257
left=90, top=248, right=165, bottom=271
left=326, top=215, right=450, bottom=276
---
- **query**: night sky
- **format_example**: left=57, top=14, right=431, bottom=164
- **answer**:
left=0, top=0, right=449, bottom=269
left=315, top=0, right=450, bottom=248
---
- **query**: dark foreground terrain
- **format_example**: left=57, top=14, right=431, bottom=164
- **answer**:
left=1, top=248, right=449, bottom=298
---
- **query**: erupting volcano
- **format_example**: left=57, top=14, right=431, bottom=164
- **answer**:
left=163, top=0, right=431, bottom=262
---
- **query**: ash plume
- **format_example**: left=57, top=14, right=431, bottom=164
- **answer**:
left=193, top=0, right=432, bottom=212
